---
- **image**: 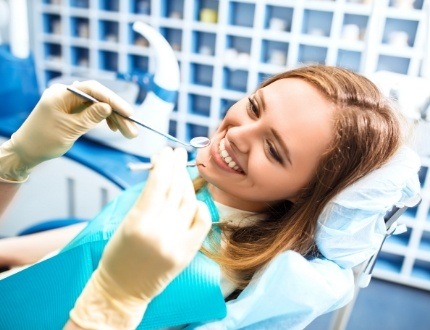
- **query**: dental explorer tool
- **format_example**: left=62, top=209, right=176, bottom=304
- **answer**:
left=127, top=160, right=197, bottom=171
left=66, top=86, right=211, bottom=149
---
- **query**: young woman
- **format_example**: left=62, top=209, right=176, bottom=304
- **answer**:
left=0, top=65, right=420, bottom=329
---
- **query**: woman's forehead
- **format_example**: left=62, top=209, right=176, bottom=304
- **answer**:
left=259, top=78, right=333, bottom=111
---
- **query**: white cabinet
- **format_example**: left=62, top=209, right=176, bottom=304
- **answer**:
left=32, top=0, right=429, bottom=142
left=32, top=0, right=430, bottom=290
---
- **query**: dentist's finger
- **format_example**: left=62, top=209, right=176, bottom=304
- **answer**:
left=73, top=80, right=134, bottom=117
left=111, top=113, right=139, bottom=139
left=106, top=117, right=118, bottom=132
left=71, top=80, right=138, bottom=138
left=163, top=148, right=189, bottom=211
left=137, top=148, right=176, bottom=209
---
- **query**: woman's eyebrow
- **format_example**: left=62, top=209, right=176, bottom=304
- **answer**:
left=257, top=89, right=293, bottom=166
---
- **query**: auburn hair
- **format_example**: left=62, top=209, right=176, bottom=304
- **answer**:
left=197, top=65, right=408, bottom=289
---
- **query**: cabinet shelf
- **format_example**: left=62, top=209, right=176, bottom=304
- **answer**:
left=378, top=45, right=422, bottom=57
left=418, top=231, right=430, bottom=252
left=69, top=8, right=92, bottom=16
left=338, top=42, right=365, bottom=52
left=188, top=54, right=216, bottom=66
left=412, top=260, right=430, bottom=281
left=343, top=3, right=373, bottom=15
left=298, top=35, right=333, bottom=47
left=42, top=34, right=64, bottom=44
left=158, top=18, right=185, bottom=28
left=41, top=3, right=62, bottom=11
left=303, top=0, right=338, bottom=11
left=385, top=8, right=425, bottom=20
left=416, top=251, right=430, bottom=263
left=261, top=31, right=293, bottom=43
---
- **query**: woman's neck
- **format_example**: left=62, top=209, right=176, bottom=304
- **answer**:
left=207, top=183, right=270, bottom=213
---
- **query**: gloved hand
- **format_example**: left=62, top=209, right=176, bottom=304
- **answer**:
left=0, top=80, right=138, bottom=182
left=68, top=147, right=212, bottom=330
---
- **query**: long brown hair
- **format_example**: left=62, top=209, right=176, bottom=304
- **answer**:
left=199, top=65, right=407, bottom=289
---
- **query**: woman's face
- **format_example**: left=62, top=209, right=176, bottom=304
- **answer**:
left=196, top=78, right=334, bottom=212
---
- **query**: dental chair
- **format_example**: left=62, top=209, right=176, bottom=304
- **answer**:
left=328, top=199, right=421, bottom=330
left=236, top=146, right=422, bottom=330
left=321, top=147, right=422, bottom=330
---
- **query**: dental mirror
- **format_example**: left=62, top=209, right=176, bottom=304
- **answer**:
left=67, top=86, right=211, bottom=149
left=188, top=136, right=211, bottom=148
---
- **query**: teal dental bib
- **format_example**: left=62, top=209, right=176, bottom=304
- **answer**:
left=0, top=183, right=226, bottom=329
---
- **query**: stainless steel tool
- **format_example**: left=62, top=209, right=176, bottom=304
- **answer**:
left=127, top=160, right=197, bottom=171
left=66, top=86, right=211, bottom=149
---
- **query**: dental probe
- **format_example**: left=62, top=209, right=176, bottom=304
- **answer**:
left=127, top=160, right=197, bottom=171
left=66, top=86, right=211, bottom=149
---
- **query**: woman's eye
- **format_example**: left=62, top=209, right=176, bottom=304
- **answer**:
left=267, top=141, right=283, bottom=164
left=247, top=97, right=260, bottom=117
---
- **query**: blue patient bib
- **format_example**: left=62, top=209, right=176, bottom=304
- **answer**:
left=0, top=183, right=226, bottom=329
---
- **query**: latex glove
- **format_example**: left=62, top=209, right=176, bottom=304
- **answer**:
left=69, top=147, right=212, bottom=329
left=0, top=80, right=138, bottom=183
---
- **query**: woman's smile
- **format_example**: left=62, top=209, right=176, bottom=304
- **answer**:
left=205, top=136, right=245, bottom=175
left=218, top=139, right=244, bottom=173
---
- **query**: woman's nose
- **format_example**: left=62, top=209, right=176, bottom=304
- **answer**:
left=226, top=124, right=256, bottom=154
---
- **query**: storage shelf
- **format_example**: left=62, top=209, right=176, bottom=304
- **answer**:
left=385, top=8, right=425, bottom=20
left=32, top=0, right=430, bottom=291
left=373, top=269, right=430, bottom=291
left=343, top=4, right=373, bottom=15
left=416, top=251, right=430, bottom=263
left=303, top=0, right=338, bottom=11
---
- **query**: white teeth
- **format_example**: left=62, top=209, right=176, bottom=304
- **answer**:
left=219, top=139, right=243, bottom=172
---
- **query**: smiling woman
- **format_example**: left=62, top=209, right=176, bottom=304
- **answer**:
left=197, top=77, right=334, bottom=210
left=195, top=64, right=410, bottom=292
left=0, top=65, right=420, bottom=330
